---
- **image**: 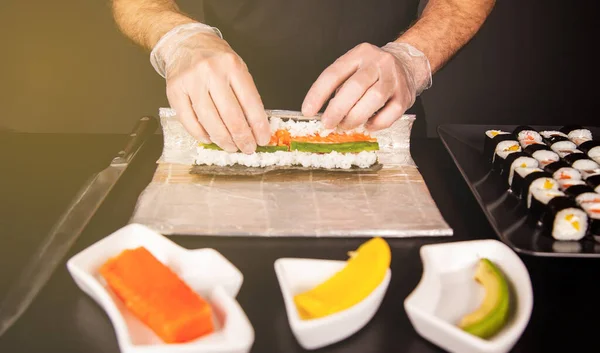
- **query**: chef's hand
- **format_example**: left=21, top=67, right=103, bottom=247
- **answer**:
left=151, top=23, right=270, bottom=154
left=302, top=42, right=432, bottom=131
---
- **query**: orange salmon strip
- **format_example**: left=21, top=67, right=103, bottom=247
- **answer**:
left=99, top=247, right=214, bottom=343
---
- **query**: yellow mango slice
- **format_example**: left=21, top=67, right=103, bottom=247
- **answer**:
left=293, top=237, right=391, bottom=320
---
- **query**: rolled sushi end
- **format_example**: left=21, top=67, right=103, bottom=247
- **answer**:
left=551, top=141, right=578, bottom=157
left=558, top=179, right=587, bottom=191
left=588, top=146, right=600, bottom=160
left=510, top=167, right=543, bottom=194
left=544, top=160, right=570, bottom=174
left=550, top=208, right=588, bottom=241
left=492, top=140, right=521, bottom=171
left=572, top=159, right=600, bottom=173
left=560, top=124, right=586, bottom=135
left=579, top=140, right=600, bottom=154
left=540, top=130, right=568, bottom=139
left=527, top=177, right=559, bottom=207
left=564, top=152, right=589, bottom=165
left=532, top=150, right=559, bottom=168
left=517, top=130, right=543, bottom=147
left=552, top=167, right=582, bottom=181
left=575, top=192, right=600, bottom=206
left=485, top=130, right=509, bottom=138
left=568, top=129, right=593, bottom=146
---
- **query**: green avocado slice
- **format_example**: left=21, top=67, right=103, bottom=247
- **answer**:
left=458, top=258, right=511, bottom=339
left=198, top=143, right=288, bottom=153
left=290, top=141, right=380, bottom=153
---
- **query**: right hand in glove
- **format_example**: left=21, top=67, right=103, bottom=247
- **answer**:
left=151, top=24, right=271, bottom=154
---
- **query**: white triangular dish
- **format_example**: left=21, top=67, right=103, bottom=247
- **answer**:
left=404, top=239, right=533, bottom=353
left=274, top=258, right=391, bottom=350
left=66, top=223, right=254, bottom=353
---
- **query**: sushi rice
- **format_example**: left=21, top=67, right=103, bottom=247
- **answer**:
left=551, top=208, right=588, bottom=240
left=508, top=156, right=539, bottom=185
left=552, top=167, right=582, bottom=181
left=195, top=148, right=378, bottom=169
left=527, top=177, right=558, bottom=206
left=493, top=140, right=521, bottom=162
left=551, top=140, right=578, bottom=158
left=528, top=188, right=565, bottom=209
left=575, top=192, right=600, bottom=206
left=588, top=146, right=600, bottom=160
left=518, top=130, right=542, bottom=147
left=558, top=179, right=587, bottom=191
left=532, top=150, right=559, bottom=168
left=485, top=130, right=509, bottom=138
left=568, top=129, right=593, bottom=146
left=571, top=159, right=600, bottom=178
left=540, top=130, right=568, bottom=139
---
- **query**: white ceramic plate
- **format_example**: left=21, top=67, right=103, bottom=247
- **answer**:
left=404, top=239, right=533, bottom=353
left=274, top=258, right=391, bottom=350
left=66, top=223, right=254, bottom=353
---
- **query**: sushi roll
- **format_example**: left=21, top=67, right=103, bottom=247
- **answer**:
left=564, top=184, right=595, bottom=199
left=513, top=125, right=536, bottom=135
left=567, top=128, right=593, bottom=146
left=516, top=129, right=543, bottom=148
left=545, top=134, right=570, bottom=145
left=540, top=130, right=568, bottom=140
left=526, top=176, right=559, bottom=207
left=541, top=196, right=588, bottom=241
left=581, top=203, right=600, bottom=242
left=492, top=140, right=521, bottom=172
left=544, top=160, right=570, bottom=175
left=571, top=159, right=600, bottom=178
left=484, top=130, right=515, bottom=162
left=563, top=152, right=589, bottom=165
left=552, top=167, right=582, bottom=181
left=579, top=140, right=600, bottom=154
left=523, top=143, right=551, bottom=156
left=531, top=150, right=560, bottom=169
left=509, top=167, right=544, bottom=195
left=550, top=140, right=578, bottom=158
left=588, top=146, right=600, bottom=160
left=504, top=152, right=539, bottom=186
left=575, top=192, right=600, bottom=206
left=528, top=188, right=566, bottom=223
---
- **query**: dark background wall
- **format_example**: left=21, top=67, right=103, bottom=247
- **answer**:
left=0, top=1, right=597, bottom=137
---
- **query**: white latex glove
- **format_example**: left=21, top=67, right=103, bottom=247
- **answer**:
left=302, top=42, right=432, bottom=131
left=151, top=23, right=270, bottom=154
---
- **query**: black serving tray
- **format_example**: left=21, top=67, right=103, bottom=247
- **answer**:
left=438, top=124, right=600, bottom=258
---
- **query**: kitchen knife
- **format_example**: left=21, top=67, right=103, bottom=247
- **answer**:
left=0, top=115, right=158, bottom=337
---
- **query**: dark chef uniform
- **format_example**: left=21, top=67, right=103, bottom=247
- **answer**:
left=188, top=0, right=427, bottom=137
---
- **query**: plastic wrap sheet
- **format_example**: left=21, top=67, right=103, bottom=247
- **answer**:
left=128, top=108, right=453, bottom=237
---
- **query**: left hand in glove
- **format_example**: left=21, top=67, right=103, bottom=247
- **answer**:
left=302, top=42, right=432, bottom=131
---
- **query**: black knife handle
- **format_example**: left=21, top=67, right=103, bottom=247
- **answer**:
left=111, top=116, right=159, bottom=165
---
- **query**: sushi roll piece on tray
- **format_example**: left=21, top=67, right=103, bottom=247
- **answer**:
left=492, top=140, right=521, bottom=171
left=541, top=196, right=589, bottom=241
left=513, top=125, right=542, bottom=147
left=565, top=126, right=593, bottom=146
left=540, top=130, right=568, bottom=142
left=550, top=140, right=578, bottom=158
left=571, top=159, right=600, bottom=179
left=528, top=188, right=566, bottom=223
left=503, top=152, right=539, bottom=186
left=552, top=167, right=582, bottom=181
left=581, top=203, right=600, bottom=243
left=579, top=140, right=600, bottom=154
left=531, top=150, right=560, bottom=169
left=563, top=152, right=590, bottom=165
left=574, top=192, right=600, bottom=206
left=526, top=176, right=559, bottom=207
left=587, top=146, right=600, bottom=161
left=509, top=167, right=544, bottom=195
left=484, top=130, right=516, bottom=162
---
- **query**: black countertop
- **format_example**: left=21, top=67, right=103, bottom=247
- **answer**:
left=0, top=133, right=598, bottom=353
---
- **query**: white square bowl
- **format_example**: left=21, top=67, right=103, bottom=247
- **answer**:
left=274, top=258, right=391, bottom=350
left=66, top=223, right=254, bottom=353
left=404, top=239, right=533, bottom=353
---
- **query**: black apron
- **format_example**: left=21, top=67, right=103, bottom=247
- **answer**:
left=191, top=0, right=426, bottom=137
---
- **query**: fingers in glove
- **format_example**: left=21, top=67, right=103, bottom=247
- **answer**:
left=191, top=89, right=238, bottom=152
left=338, top=74, right=391, bottom=130
left=320, top=65, right=379, bottom=129
left=166, top=86, right=211, bottom=144
left=230, top=69, right=271, bottom=146
left=210, top=78, right=257, bottom=154
left=365, top=96, right=407, bottom=131
left=301, top=50, right=361, bottom=118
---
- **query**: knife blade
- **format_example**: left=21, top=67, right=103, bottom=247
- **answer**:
left=0, top=116, right=158, bottom=337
